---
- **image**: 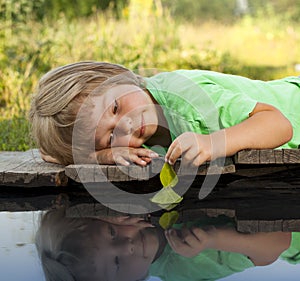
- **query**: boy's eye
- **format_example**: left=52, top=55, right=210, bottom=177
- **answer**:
left=115, top=256, right=120, bottom=271
left=110, top=225, right=116, bottom=239
left=113, top=99, right=118, bottom=114
left=115, top=256, right=120, bottom=269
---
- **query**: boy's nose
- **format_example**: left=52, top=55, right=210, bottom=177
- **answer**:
left=118, top=238, right=134, bottom=256
left=116, top=116, right=133, bottom=135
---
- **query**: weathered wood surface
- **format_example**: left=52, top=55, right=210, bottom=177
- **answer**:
left=65, top=157, right=236, bottom=183
left=1, top=165, right=300, bottom=232
left=1, top=148, right=300, bottom=186
left=235, top=148, right=300, bottom=164
left=1, top=149, right=300, bottom=232
left=0, top=149, right=68, bottom=187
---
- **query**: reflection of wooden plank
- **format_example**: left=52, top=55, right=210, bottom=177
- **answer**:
left=237, top=219, right=300, bottom=232
left=234, top=165, right=293, bottom=177
left=0, top=149, right=67, bottom=187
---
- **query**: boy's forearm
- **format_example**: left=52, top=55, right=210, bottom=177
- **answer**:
left=212, top=228, right=291, bottom=266
left=213, top=103, right=293, bottom=158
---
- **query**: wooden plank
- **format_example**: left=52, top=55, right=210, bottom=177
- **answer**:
left=236, top=220, right=259, bottom=232
left=151, top=157, right=235, bottom=176
left=66, top=158, right=235, bottom=183
left=283, top=149, right=300, bottom=163
left=0, top=149, right=67, bottom=187
left=258, top=220, right=283, bottom=232
left=66, top=164, right=151, bottom=182
left=1, top=148, right=300, bottom=186
left=282, top=220, right=300, bottom=232
left=236, top=149, right=300, bottom=164
left=236, top=219, right=300, bottom=233
left=0, top=186, right=76, bottom=211
left=259, top=149, right=283, bottom=164
left=235, top=149, right=260, bottom=164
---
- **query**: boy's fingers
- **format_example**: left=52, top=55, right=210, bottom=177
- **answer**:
left=166, top=229, right=187, bottom=248
left=190, top=227, right=207, bottom=239
left=181, top=227, right=201, bottom=248
left=140, top=156, right=152, bottom=163
left=122, top=217, right=154, bottom=227
left=166, top=144, right=185, bottom=165
left=115, top=156, right=130, bottom=166
left=133, top=157, right=148, bottom=166
left=165, top=229, right=197, bottom=257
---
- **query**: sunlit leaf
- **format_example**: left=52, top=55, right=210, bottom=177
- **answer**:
left=159, top=210, right=179, bottom=230
left=160, top=162, right=178, bottom=187
left=150, top=186, right=183, bottom=210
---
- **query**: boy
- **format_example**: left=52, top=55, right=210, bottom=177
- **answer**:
left=35, top=208, right=294, bottom=281
left=30, top=61, right=299, bottom=166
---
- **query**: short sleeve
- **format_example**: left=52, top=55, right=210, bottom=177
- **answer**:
left=280, top=232, right=300, bottom=265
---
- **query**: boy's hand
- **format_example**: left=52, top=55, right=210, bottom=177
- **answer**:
left=90, top=147, right=159, bottom=166
left=165, top=226, right=216, bottom=257
left=99, top=216, right=154, bottom=228
left=165, top=132, right=213, bottom=166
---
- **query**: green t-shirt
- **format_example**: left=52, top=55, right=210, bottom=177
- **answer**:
left=149, top=218, right=254, bottom=281
left=145, top=70, right=300, bottom=148
left=280, top=232, right=300, bottom=265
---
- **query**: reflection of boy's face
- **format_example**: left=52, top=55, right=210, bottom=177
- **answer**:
left=92, top=85, right=158, bottom=150
left=88, top=220, right=159, bottom=281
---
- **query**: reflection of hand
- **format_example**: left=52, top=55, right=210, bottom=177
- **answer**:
left=165, top=226, right=216, bottom=257
left=90, top=147, right=158, bottom=166
left=165, top=132, right=213, bottom=166
left=99, top=216, right=154, bottom=228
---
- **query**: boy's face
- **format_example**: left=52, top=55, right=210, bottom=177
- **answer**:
left=89, top=220, right=159, bottom=281
left=92, top=84, right=158, bottom=150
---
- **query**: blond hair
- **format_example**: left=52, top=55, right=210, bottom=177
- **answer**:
left=36, top=208, right=150, bottom=281
left=29, top=61, right=145, bottom=165
left=35, top=208, right=96, bottom=281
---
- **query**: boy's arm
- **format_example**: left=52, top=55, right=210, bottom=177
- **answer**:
left=165, top=102, right=293, bottom=166
left=209, top=228, right=291, bottom=266
left=98, top=216, right=154, bottom=228
left=220, top=102, right=293, bottom=156
left=165, top=226, right=291, bottom=266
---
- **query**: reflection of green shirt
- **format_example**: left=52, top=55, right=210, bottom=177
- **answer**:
left=280, top=232, right=300, bottom=265
left=145, top=71, right=300, bottom=148
left=149, top=217, right=254, bottom=281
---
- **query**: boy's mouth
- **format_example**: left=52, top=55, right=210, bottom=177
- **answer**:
left=140, top=230, right=146, bottom=257
left=139, top=114, right=145, bottom=138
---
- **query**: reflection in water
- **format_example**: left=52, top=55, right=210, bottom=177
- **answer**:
left=0, top=211, right=45, bottom=281
left=0, top=212, right=300, bottom=281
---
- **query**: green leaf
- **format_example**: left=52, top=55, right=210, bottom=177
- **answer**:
left=150, top=186, right=183, bottom=210
left=160, top=162, right=178, bottom=188
left=150, top=162, right=182, bottom=210
left=159, top=210, right=179, bottom=230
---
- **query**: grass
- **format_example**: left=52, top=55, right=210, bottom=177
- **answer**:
left=0, top=4, right=300, bottom=151
left=180, top=17, right=300, bottom=70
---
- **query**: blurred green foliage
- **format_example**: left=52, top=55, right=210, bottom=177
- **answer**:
left=161, top=0, right=300, bottom=23
left=0, top=0, right=299, bottom=151
left=0, top=0, right=129, bottom=21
